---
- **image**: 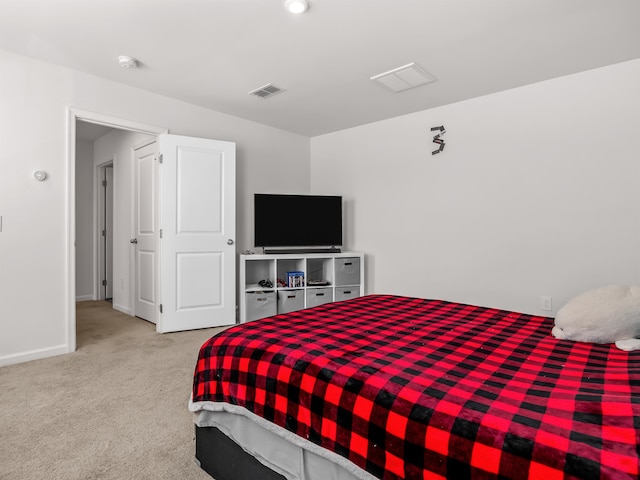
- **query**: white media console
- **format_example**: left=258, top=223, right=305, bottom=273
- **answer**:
left=239, top=252, right=365, bottom=323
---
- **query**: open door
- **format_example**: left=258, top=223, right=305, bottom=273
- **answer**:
left=133, top=142, right=159, bottom=323
left=156, top=134, right=236, bottom=333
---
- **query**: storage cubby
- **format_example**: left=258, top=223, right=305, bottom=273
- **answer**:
left=335, top=257, right=360, bottom=286
left=277, top=290, right=304, bottom=314
left=306, top=287, right=333, bottom=308
left=244, top=259, right=276, bottom=291
left=245, top=291, right=277, bottom=322
left=276, top=258, right=306, bottom=288
left=306, top=257, right=334, bottom=286
left=239, top=252, right=364, bottom=323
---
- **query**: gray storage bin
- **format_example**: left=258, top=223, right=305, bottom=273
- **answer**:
left=277, top=290, right=304, bottom=314
left=335, top=257, right=360, bottom=286
left=306, top=287, right=333, bottom=308
left=335, top=286, right=360, bottom=302
left=245, top=291, right=277, bottom=322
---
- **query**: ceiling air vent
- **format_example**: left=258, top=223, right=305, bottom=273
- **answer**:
left=370, top=63, right=436, bottom=93
left=248, top=83, right=285, bottom=99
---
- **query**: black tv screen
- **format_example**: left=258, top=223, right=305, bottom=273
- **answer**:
left=254, top=194, right=342, bottom=249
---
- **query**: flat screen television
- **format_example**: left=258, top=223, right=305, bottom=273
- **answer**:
left=254, top=194, right=342, bottom=252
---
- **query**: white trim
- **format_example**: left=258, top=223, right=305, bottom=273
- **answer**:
left=76, top=295, right=95, bottom=302
left=95, top=159, right=114, bottom=301
left=66, top=107, right=168, bottom=356
left=0, top=344, right=69, bottom=368
left=112, top=303, right=132, bottom=316
left=71, top=108, right=168, bottom=137
left=66, top=109, right=77, bottom=354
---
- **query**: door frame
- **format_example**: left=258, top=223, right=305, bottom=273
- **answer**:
left=66, top=107, right=168, bottom=353
left=95, top=160, right=114, bottom=301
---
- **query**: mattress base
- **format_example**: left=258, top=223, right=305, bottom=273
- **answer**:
left=195, top=425, right=286, bottom=480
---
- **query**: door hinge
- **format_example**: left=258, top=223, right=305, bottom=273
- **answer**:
left=102, top=280, right=107, bottom=286
left=102, top=229, right=106, bottom=237
left=102, top=180, right=107, bottom=187
left=159, top=304, right=163, bottom=314
left=158, top=154, right=163, bottom=164
left=159, top=229, right=163, bottom=238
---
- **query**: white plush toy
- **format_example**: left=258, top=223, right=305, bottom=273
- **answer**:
left=552, top=285, right=640, bottom=351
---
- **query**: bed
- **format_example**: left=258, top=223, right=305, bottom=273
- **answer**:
left=189, top=294, right=640, bottom=479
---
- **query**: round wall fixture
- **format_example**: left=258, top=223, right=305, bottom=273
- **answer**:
left=118, top=55, right=139, bottom=68
left=285, top=0, right=308, bottom=13
left=33, top=170, right=47, bottom=181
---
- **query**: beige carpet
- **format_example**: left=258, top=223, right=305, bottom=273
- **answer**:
left=0, top=301, right=229, bottom=480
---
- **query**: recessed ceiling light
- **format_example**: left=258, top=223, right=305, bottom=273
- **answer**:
left=285, top=0, right=308, bottom=14
left=118, top=55, right=139, bottom=69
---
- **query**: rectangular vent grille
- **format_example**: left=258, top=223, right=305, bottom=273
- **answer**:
left=248, top=83, right=284, bottom=99
left=370, top=63, right=436, bottom=93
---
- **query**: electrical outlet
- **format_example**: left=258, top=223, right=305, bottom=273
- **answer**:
left=540, top=296, right=552, bottom=311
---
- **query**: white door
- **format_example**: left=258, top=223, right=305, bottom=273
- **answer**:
left=133, top=142, right=159, bottom=323
left=157, top=134, right=236, bottom=333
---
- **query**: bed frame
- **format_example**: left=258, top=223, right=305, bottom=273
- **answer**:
left=195, top=426, right=286, bottom=480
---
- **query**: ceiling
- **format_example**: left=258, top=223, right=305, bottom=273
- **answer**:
left=1, top=0, right=639, bottom=137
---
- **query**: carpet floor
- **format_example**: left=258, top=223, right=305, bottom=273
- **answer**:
left=0, top=301, right=228, bottom=480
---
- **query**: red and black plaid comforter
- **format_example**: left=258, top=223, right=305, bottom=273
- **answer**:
left=191, top=295, right=640, bottom=479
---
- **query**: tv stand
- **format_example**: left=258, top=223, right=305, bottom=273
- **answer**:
left=263, top=247, right=341, bottom=255
left=239, top=251, right=364, bottom=323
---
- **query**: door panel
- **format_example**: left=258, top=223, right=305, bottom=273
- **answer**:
left=138, top=251, right=155, bottom=303
left=176, top=252, right=222, bottom=309
left=158, top=134, right=235, bottom=333
left=177, top=150, right=223, bottom=233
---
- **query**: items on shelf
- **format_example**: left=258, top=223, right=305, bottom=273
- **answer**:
left=287, top=271, right=305, bottom=288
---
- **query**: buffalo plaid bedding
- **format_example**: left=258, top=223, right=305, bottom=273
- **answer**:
left=191, top=295, right=640, bottom=479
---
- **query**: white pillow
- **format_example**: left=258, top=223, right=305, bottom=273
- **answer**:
left=551, top=285, right=640, bottom=351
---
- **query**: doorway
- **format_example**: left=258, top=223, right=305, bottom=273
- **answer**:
left=68, top=108, right=168, bottom=353
left=68, top=109, right=237, bottom=350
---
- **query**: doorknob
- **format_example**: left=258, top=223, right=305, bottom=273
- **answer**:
left=130, top=238, right=138, bottom=244
left=227, top=239, right=234, bottom=245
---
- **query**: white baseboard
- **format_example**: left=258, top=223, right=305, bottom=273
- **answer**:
left=0, top=344, right=70, bottom=367
left=76, top=295, right=95, bottom=302
left=112, top=303, right=132, bottom=316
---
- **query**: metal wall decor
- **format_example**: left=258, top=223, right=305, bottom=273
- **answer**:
left=431, top=126, right=446, bottom=155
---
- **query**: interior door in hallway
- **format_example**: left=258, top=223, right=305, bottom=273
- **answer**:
left=133, top=141, right=159, bottom=323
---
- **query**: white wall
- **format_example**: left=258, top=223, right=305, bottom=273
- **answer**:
left=75, top=138, right=94, bottom=301
left=311, top=59, right=640, bottom=316
left=0, top=49, right=309, bottom=366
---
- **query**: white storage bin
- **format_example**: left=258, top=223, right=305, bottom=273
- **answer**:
left=306, top=288, right=333, bottom=308
left=278, top=290, right=304, bottom=314
left=335, top=286, right=359, bottom=302
left=335, top=257, right=360, bottom=286
left=245, top=291, right=277, bottom=322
